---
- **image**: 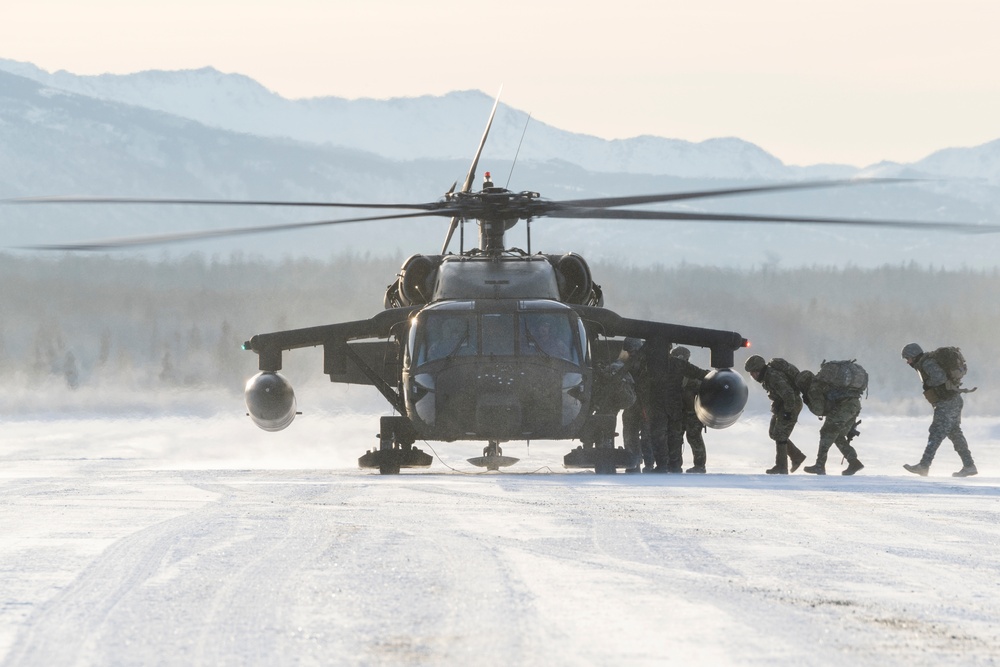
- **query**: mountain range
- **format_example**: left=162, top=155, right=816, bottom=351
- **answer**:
left=1, top=57, right=999, bottom=268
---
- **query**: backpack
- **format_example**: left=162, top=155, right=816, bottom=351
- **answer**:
left=925, top=346, right=968, bottom=388
left=597, top=360, right=637, bottom=411
left=768, top=358, right=800, bottom=385
left=815, top=359, right=868, bottom=398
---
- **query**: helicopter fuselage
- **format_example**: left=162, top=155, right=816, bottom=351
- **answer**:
left=244, top=251, right=749, bottom=448
left=402, top=298, right=591, bottom=442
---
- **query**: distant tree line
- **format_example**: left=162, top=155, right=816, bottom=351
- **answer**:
left=597, top=261, right=1000, bottom=414
left=2, top=253, right=997, bottom=415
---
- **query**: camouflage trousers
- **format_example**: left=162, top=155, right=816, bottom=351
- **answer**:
left=651, top=410, right=706, bottom=471
left=681, top=411, right=707, bottom=468
left=622, top=403, right=652, bottom=468
left=647, top=414, right=684, bottom=472
left=815, top=397, right=861, bottom=466
left=768, top=411, right=805, bottom=467
left=921, top=394, right=974, bottom=467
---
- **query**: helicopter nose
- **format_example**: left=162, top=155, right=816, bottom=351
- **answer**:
left=475, top=393, right=522, bottom=434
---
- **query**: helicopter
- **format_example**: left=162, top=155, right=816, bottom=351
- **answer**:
left=10, top=92, right=999, bottom=474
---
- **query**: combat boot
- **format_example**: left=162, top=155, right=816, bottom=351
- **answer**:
left=903, top=463, right=929, bottom=476
left=686, top=465, right=706, bottom=474
left=803, top=463, right=826, bottom=475
left=769, top=441, right=790, bottom=474
left=842, top=459, right=864, bottom=476
left=952, top=464, right=978, bottom=477
left=789, top=449, right=807, bottom=473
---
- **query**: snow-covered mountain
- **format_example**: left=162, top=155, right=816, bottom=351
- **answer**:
left=1, top=60, right=999, bottom=268
left=0, top=59, right=820, bottom=180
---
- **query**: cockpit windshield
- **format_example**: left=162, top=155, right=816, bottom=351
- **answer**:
left=416, top=314, right=477, bottom=364
left=412, top=307, right=582, bottom=366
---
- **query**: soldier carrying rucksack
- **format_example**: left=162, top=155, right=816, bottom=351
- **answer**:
left=795, top=359, right=867, bottom=476
left=901, top=343, right=977, bottom=477
left=745, top=355, right=808, bottom=474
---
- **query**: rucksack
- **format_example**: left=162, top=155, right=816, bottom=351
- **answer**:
left=597, top=360, right=637, bottom=411
left=768, top=358, right=800, bottom=385
left=926, top=346, right=968, bottom=387
left=815, top=359, right=868, bottom=397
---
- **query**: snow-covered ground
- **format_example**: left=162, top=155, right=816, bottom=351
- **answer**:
left=2, top=409, right=999, bottom=666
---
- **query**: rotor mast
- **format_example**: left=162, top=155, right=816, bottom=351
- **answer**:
left=476, top=171, right=520, bottom=255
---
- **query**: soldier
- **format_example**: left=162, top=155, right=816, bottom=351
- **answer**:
left=795, top=367, right=865, bottom=476
left=591, top=351, right=636, bottom=440
left=744, top=355, right=807, bottom=474
left=670, top=346, right=708, bottom=473
left=901, top=343, right=977, bottom=477
left=646, top=339, right=709, bottom=473
left=621, top=338, right=652, bottom=473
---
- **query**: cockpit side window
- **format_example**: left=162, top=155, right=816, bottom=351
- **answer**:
left=521, top=313, right=578, bottom=363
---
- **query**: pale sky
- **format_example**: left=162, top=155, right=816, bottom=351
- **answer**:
left=3, top=0, right=999, bottom=167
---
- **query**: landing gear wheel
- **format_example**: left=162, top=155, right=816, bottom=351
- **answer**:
left=358, top=416, right=432, bottom=474
left=563, top=441, right=632, bottom=473
left=379, top=459, right=401, bottom=475
left=593, top=441, right=619, bottom=475
left=594, top=458, right=617, bottom=475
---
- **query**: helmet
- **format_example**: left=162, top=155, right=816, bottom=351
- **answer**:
left=901, top=343, right=923, bottom=360
left=744, top=355, right=766, bottom=374
left=670, top=346, right=691, bottom=361
left=623, top=337, right=644, bottom=353
left=795, top=370, right=814, bottom=391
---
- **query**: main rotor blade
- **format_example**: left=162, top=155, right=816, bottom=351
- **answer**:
left=545, top=207, right=1000, bottom=233
left=3, top=195, right=446, bottom=211
left=461, top=87, right=503, bottom=195
left=545, top=178, right=919, bottom=212
left=442, top=86, right=503, bottom=254
left=5, top=179, right=911, bottom=214
left=17, top=210, right=456, bottom=251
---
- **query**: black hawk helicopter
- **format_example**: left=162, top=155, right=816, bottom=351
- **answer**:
left=10, top=92, right=998, bottom=474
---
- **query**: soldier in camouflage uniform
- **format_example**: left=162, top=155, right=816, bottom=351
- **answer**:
left=745, top=355, right=807, bottom=474
left=670, top=346, right=708, bottom=473
left=901, top=343, right=977, bottom=477
left=647, top=340, right=709, bottom=473
left=795, top=370, right=865, bottom=475
left=620, top=338, right=650, bottom=473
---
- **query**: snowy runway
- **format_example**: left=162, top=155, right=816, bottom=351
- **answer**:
left=2, top=414, right=999, bottom=666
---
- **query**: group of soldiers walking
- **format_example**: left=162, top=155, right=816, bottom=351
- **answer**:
left=744, top=354, right=865, bottom=475
left=613, top=339, right=978, bottom=477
